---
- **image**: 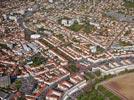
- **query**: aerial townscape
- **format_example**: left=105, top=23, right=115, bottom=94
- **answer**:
left=0, top=0, right=134, bottom=100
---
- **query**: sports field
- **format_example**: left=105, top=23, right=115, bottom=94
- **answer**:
left=103, top=73, right=134, bottom=100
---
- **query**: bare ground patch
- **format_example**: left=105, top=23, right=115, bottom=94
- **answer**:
left=103, top=73, right=134, bottom=100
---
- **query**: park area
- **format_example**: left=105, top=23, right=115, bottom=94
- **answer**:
left=103, top=73, right=134, bottom=100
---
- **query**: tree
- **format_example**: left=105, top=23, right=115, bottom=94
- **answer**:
left=70, top=64, right=78, bottom=72
left=15, top=80, right=22, bottom=90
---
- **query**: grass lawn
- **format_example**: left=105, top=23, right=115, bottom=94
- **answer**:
left=78, top=85, right=120, bottom=100
left=123, top=0, right=134, bottom=8
left=83, top=23, right=95, bottom=34
left=69, top=64, right=79, bottom=73
left=14, top=79, right=22, bottom=90
left=98, top=85, right=120, bottom=100
left=84, top=72, right=96, bottom=80
left=96, top=46, right=105, bottom=54
left=69, top=21, right=83, bottom=32
left=30, top=54, right=46, bottom=67
left=118, top=40, right=133, bottom=46
left=78, top=89, right=105, bottom=100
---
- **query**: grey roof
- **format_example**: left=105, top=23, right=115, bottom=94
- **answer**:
left=106, top=11, right=134, bottom=23
left=0, top=76, right=11, bottom=87
left=0, top=91, right=9, bottom=99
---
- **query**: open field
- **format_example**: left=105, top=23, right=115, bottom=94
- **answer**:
left=103, top=73, right=134, bottom=100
